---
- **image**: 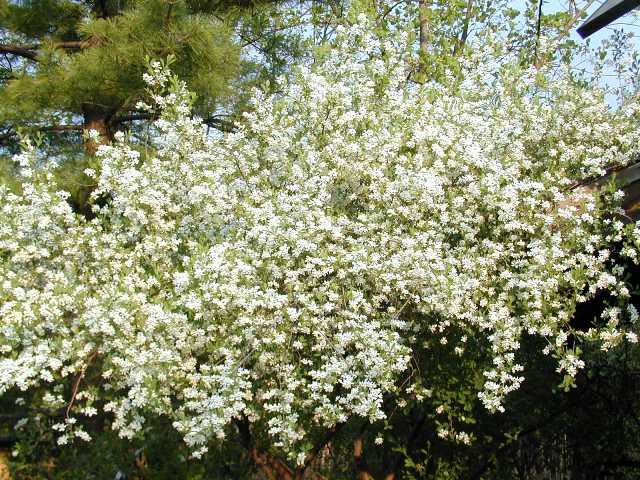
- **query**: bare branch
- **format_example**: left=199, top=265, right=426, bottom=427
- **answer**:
left=0, top=44, right=39, bottom=61
left=65, top=351, right=98, bottom=420
left=380, top=0, right=407, bottom=22
left=534, top=0, right=544, bottom=65
left=203, top=116, right=237, bottom=133
left=0, top=40, right=91, bottom=62
left=454, top=0, right=474, bottom=55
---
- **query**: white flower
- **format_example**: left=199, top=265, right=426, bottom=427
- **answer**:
left=86, top=129, right=101, bottom=141
left=173, top=272, right=190, bottom=292
left=1, top=17, right=639, bottom=458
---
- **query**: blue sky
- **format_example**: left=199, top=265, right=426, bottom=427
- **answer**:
left=515, top=0, right=639, bottom=52
left=538, top=0, right=640, bottom=104
left=565, top=1, right=639, bottom=48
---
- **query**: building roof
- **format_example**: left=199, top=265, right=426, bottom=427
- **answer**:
left=572, top=163, right=640, bottom=222
left=577, top=0, right=640, bottom=38
left=575, top=3, right=640, bottom=220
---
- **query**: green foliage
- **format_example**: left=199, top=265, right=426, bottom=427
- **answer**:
left=0, top=0, right=85, bottom=39
left=8, top=413, right=256, bottom=479
left=0, top=0, right=240, bottom=124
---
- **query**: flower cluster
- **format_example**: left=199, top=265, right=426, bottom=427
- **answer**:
left=1, top=18, right=639, bottom=460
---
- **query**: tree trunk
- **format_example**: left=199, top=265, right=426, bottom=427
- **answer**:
left=250, top=448, right=294, bottom=480
left=72, top=104, right=113, bottom=217
left=354, top=437, right=374, bottom=480
left=82, top=104, right=112, bottom=156
left=236, top=418, right=295, bottom=480
left=418, top=0, right=430, bottom=57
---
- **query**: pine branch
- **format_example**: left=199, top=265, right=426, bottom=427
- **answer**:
left=43, top=124, right=84, bottom=132
left=0, top=41, right=91, bottom=62
left=56, top=41, right=90, bottom=50
left=0, top=124, right=83, bottom=145
left=112, top=112, right=155, bottom=123
left=0, top=44, right=39, bottom=61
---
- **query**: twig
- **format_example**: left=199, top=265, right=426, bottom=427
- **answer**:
left=65, top=351, right=98, bottom=419
left=534, top=0, right=544, bottom=66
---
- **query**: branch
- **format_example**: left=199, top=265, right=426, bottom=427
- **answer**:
left=56, top=40, right=90, bottom=50
left=0, top=124, right=84, bottom=145
left=235, top=417, right=294, bottom=480
left=454, top=0, right=474, bottom=55
left=379, top=0, right=407, bottom=22
left=42, top=124, right=84, bottom=132
left=203, top=116, right=237, bottom=133
left=297, top=422, right=345, bottom=478
left=534, top=0, right=544, bottom=66
left=0, top=40, right=91, bottom=62
left=536, top=0, right=597, bottom=68
left=65, top=351, right=98, bottom=420
left=0, top=44, right=39, bottom=61
left=354, top=437, right=374, bottom=480
left=418, top=0, right=430, bottom=57
left=0, top=72, right=18, bottom=81
left=112, top=112, right=155, bottom=124
left=115, top=112, right=236, bottom=133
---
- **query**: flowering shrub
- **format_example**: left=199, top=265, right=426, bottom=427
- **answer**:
left=1, top=20, right=640, bottom=463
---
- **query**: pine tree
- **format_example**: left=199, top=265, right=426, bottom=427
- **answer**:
left=0, top=0, right=261, bottom=155
left=0, top=0, right=284, bottom=211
